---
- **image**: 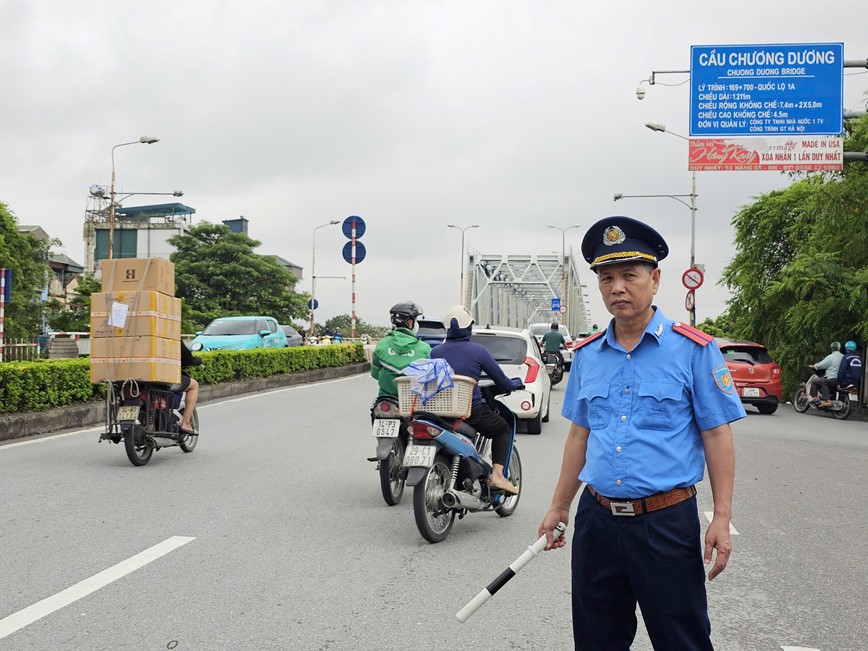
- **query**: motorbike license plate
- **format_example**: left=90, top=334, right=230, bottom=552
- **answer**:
left=742, top=388, right=760, bottom=398
left=372, top=419, right=400, bottom=438
left=403, top=444, right=436, bottom=468
left=117, top=405, right=140, bottom=422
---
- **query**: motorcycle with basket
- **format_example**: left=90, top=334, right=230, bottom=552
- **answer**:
left=100, top=379, right=199, bottom=466
left=396, top=374, right=522, bottom=543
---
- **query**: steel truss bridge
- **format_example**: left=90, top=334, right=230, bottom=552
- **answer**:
left=465, top=248, right=593, bottom=335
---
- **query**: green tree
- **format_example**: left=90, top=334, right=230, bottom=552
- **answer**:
left=169, top=223, right=308, bottom=332
left=720, top=113, right=868, bottom=393
left=320, top=314, right=389, bottom=338
left=46, top=275, right=101, bottom=332
left=0, top=202, right=53, bottom=340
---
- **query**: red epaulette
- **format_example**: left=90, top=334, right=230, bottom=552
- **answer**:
left=572, top=329, right=606, bottom=351
left=671, top=322, right=714, bottom=347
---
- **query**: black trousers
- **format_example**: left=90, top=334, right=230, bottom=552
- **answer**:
left=463, top=402, right=510, bottom=467
left=571, top=489, right=712, bottom=651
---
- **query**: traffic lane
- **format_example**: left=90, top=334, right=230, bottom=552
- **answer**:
left=0, top=375, right=576, bottom=648
left=713, top=406, right=868, bottom=650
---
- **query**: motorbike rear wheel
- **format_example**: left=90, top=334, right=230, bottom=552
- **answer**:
left=832, top=395, right=851, bottom=420
left=379, top=436, right=406, bottom=506
left=413, top=455, right=456, bottom=543
left=179, top=407, right=199, bottom=453
left=495, top=446, right=522, bottom=518
left=793, top=387, right=810, bottom=413
left=124, top=424, right=153, bottom=466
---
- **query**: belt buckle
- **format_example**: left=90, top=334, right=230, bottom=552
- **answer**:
left=610, top=501, right=636, bottom=516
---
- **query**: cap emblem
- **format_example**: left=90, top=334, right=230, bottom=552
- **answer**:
left=603, top=226, right=626, bottom=246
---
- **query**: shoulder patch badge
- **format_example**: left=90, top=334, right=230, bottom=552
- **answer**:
left=713, top=364, right=735, bottom=394
left=573, top=329, right=606, bottom=351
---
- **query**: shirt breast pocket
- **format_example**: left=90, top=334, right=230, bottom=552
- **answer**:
left=635, top=382, right=684, bottom=430
left=578, top=382, right=610, bottom=429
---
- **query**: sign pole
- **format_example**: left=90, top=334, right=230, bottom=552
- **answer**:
left=0, top=268, right=6, bottom=363
left=690, top=171, right=697, bottom=327
left=351, top=218, right=357, bottom=340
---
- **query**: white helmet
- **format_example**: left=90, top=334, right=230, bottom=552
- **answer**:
left=444, top=305, right=474, bottom=330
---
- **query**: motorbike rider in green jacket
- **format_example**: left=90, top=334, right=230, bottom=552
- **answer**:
left=371, top=301, right=431, bottom=397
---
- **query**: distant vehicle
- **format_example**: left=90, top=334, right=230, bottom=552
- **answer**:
left=416, top=316, right=447, bottom=347
left=190, top=316, right=287, bottom=351
left=717, top=338, right=783, bottom=414
left=471, top=326, right=552, bottom=434
left=280, top=325, right=303, bottom=347
left=529, top=322, right=575, bottom=370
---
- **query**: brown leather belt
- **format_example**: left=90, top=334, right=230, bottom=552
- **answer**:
left=587, top=485, right=697, bottom=517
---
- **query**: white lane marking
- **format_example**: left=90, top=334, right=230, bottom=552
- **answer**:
left=703, top=511, right=739, bottom=535
left=0, top=536, right=195, bottom=640
left=0, top=374, right=363, bottom=451
left=781, top=647, right=820, bottom=650
left=0, top=427, right=101, bottom=449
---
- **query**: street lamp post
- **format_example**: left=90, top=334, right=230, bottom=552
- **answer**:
left=613, top=122, right=698, bottom=325
left=447, top=224, right=479, bottom=306
left=109, top=136, right=159, bottom=260
left=546, top=224, right=580, bottom=322
left=309, top=220, right=340, bottom=338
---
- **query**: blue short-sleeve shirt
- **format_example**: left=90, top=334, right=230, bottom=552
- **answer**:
left=562, top=307, right=745, bottom=498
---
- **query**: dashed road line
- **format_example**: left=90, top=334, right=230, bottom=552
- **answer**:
left=0, top=536, right=195, bottom=640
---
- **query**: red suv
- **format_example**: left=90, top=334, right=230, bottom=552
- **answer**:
left=717, top=338, right=783, bottom=414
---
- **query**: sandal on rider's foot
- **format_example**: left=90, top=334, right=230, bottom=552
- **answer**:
left=489, top=477, right=518, bottom=495
left=178, top=425, right=195, bottom=436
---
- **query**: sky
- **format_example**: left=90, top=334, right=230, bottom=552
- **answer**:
left=1, top=0, right=866, bottom=329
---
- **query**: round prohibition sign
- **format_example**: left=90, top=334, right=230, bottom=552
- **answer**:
left=682, top=268, right=704, bottom=290
left=559, top=305, right=567, bottom=314
left=685, top=290, right=695, bottom=311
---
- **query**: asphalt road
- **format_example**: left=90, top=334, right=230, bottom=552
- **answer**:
left=1, top=373, right=866, bottom=650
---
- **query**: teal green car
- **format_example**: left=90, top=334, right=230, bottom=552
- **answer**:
left=189, top=316, right=287, bottom=351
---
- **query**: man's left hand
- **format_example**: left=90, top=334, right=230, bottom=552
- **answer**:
left=704, top=517, right=732, bottom=581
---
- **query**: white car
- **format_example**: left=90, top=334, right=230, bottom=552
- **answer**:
left=529, top=322, right=574, bottom=369
left=471, top=326, right=552, bottom=434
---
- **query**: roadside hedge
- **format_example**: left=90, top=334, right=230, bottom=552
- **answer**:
left=0, top=344, right=365, bottom=413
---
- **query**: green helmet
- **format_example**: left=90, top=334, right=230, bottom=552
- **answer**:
left=830, top=341, right=841, bottom=351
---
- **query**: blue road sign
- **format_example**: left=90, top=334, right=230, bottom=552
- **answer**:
left=307, top=298, right=319, bottom=310
left=342, top=241, right=366, bottom=264
left=342, top=215, right=366, bottom=239
left=690, top=43, right=843, bottom=137
left=551, top=298, right=561, bottom=311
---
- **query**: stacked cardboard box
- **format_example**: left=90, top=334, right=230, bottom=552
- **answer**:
left=89, top=258, right=182, bottom=384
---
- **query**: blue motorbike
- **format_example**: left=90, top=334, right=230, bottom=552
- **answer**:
left=396, top=376, right=522, bottom=543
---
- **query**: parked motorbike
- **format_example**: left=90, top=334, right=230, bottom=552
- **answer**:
left=100, top=380, right=199, bottom=466
left=396, top=376, right=522, bottom=543
left=793, top=373, right=858, bottom=420
left=544, top=351, right=564, bottom=386
left=368, top=395, right=410, bottom=505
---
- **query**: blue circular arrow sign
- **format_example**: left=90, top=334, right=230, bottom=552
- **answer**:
left=342, top=241, right=366, bottom=264
left=342, top=215, right=366, bottom=239
left=307, top=298, right=319, bottom=310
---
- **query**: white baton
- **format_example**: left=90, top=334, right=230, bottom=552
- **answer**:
left=456, top=521, right=566, bottom=623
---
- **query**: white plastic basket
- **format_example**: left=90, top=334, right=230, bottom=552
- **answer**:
left=395, top=374, right=476, bottom=418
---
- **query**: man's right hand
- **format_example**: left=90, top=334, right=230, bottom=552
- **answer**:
left=538, top=510, right=569, bottom=551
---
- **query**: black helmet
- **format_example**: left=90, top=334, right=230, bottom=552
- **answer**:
left=389, top=301, right=423, bottom=328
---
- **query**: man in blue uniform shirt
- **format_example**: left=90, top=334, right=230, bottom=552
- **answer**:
left=538, top=216, right=745, bottom=651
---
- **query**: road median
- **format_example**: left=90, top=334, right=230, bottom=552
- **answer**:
left=0, top=362, right=369, bottom=443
